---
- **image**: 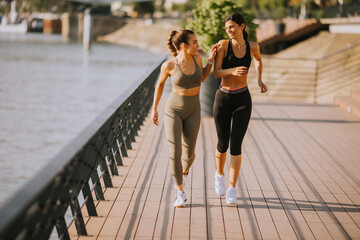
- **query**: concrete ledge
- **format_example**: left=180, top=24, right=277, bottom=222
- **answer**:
left=329, top=24, right=360, bottom=34
left=334, top=96, right=360, bottom=118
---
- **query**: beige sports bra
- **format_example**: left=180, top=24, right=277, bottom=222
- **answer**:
left=171, top=56, right=203, bottom=90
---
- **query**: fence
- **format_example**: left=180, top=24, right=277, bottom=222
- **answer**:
left=0, top=58, right=165, bottom=240
left=248, top=43, right=360, bottom=104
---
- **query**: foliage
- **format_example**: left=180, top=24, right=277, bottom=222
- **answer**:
left=258, top=0, right=288, bottom=10
left=257, top=0, right=289, bottom=19
left=23, top=0, right=48, bottom=12
left=236, top=0, right=252, bottom=9
left=186, top=0, right=256, bottom=53
left=134, top=2, right=155, bottom=16
left=9, top=0, right=79, bottom=14
left=0, top=4, right=10, bottom=15
left=171, top=0, right=202, bottom=13
left=156, top=0, right=166, bottom=13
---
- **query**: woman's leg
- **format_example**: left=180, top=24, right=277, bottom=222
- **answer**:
left=213, top=90, right=232, bottom=174
left=229, top=155, right=241, bottom=188
left=213, top=90, right=232, bottom=196
left=216, top=150, right=226, bottom=175
left=182, top=102, right=201, bottom=173
left=229, top=92, right=252, bottom=187
left=164, top=109, right=184, bottom=191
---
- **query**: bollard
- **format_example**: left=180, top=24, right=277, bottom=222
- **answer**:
left=83, top=8, right=91, bottom=51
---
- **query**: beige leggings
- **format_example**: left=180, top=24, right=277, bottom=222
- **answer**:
left=164, top=93, right=201, bottom=186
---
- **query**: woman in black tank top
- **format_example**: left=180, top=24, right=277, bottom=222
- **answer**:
left=212, top=13, right=267, bottom=205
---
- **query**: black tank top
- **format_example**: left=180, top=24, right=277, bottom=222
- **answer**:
left=222, top=40, right=251, bottom=69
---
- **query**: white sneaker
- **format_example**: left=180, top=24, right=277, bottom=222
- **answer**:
left=215, top=171, right=226, bottom=196
left=226, top=187, right=237, bottom=205
left=174, top=175, right=189, bottom=189
left=174, top=190, right=187, bottom=207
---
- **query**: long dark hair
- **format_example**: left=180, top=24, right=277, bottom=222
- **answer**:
left=167, top=29, right=195, bottom=57
left=225, top=13, right=248, bottom=41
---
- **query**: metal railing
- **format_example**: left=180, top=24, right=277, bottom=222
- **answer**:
left=0, top=57, right=165, bottom=240
left=248, top=43, right=360, bottom=104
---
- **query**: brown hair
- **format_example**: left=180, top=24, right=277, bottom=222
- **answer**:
left=167, top=29, right=195, bottom=57
left=225, top=13, right=248, bottom=41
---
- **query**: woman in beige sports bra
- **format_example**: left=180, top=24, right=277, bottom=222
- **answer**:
left=151, top=30, right=217, bottom=207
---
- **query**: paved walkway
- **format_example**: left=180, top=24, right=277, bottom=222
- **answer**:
left=69, top=102, right=360, bottom=240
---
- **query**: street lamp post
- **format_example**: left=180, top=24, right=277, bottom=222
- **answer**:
left=300, top=0, right=307, bottom=20
left=338, top=0, right=343, bottom=17
left=83, top=8, right=91, bottom=51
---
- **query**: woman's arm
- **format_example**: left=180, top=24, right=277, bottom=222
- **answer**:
left=213, top=40, right=233, bottom=78
left=151, top=61, right=171, bottom=125
left=198, top=44, right=218, bottom=82
left=251, top=42, right=267, bottom=93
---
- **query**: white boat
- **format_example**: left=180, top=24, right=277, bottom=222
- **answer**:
left=0, top=20, right=28, bottom=33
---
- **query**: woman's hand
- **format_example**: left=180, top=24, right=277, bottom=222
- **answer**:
left=258, top=81, right=268, bottom=93
left=232, top=66, right=248, bottom=76
left=151, top=108, right=159, bottom=126
left=208, top=43, right=218, bottom=62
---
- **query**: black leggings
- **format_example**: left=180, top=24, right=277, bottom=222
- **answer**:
left=213, top=87, right=252, bottom=155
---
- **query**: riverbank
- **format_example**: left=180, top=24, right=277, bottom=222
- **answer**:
left=97, top=18, right=181, bottom=54
left=0, top=34, right=164, bottom=206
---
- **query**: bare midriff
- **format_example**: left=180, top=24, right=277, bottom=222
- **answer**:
left=221, top=75, right=247, bottom=90
left=172, top=86, right=201, bottom=96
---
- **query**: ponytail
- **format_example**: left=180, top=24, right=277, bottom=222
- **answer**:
left=242, top=28, right=249, bottom=41
left=167, top=29, right=195, bottom=57
left=167, top=30, right=178, bottom=57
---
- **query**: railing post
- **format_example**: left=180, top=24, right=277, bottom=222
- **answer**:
left=107, top=154, right=119, bottom=176
left=56, top=216, right=70, bottom=240
left=118, top=137, right=128, bottom=158
left=112, top=141, right=123, bottom=166
left=116, top=113, right=129, bottom=157
left=82, top=183, right=97, bottom=216
left=123, top=109, right=133, bottom=150
left=99, top=156, right=113, bottom=188
left=70, top=198, right=87, bottom=236
left=91, top=171, right=105, bottom=201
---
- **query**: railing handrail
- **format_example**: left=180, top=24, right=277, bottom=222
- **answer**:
left=0, top=56, right=166, bottom=239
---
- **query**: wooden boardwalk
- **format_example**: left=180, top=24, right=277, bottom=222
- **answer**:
left=69, top=102, right=360, bottom=240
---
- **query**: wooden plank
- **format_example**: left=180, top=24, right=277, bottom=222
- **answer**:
left=201, top=118, right=227, bottom=240
left=67, top=103, right=360, bottom=239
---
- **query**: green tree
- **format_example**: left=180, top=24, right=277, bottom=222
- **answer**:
left=237, top=0, right=259, bottom=11
left=172, top=0, right=202, bottom=13
left=24, top=0, right=49, bottom=12
left=257, top=0, right=289, bottom=19
left=134, top=1, right=155, bottom=17
left=258, top=0, right=288, bottom=10
left=16, top=0, right=77, bottom=13
left=186, top=0, right=256, bottom=53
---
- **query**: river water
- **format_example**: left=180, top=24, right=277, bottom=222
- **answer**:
left=0, top=33, right=164, bottom=207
